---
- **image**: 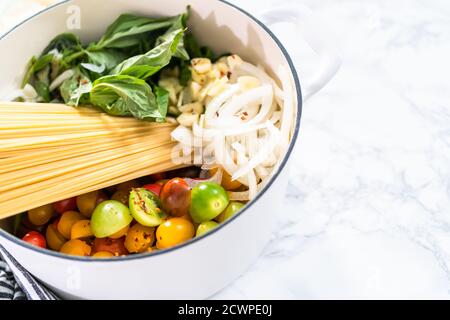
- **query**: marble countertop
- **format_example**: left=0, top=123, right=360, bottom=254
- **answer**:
left=2, top=0, right=450, bottom=299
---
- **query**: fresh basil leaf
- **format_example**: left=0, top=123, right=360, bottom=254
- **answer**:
left=21, top=54, right=54, bottom=88
left=42, top=33, right=81, bottom=54
left=85, top=49, right=128, bottom=72
left=153, top=85, right=170, bottom=122
left=93, top=14, right=180, bottom=50
left=179, top=59, right=191, bottom=86
left=111, top=28, right=185, bottom=79
left=90, top=75, right=165, bottom=120
left=69, top=80, right=92, bottom=106
left=34, top=80, right=51, bottom=102
left=60, top=68, right=92, bottom=106
left=184, top=33, right=215, bottom=60
left=155, top=13, right=189, bottom=60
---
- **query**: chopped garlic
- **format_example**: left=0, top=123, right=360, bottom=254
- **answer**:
left=207, top=77, right=229, bottom=98
left=159, top=77, right=183, bottom=104
left=177, top=112, right=200, bottom=127
left=190, top=81, right=202, bottom=101
left=179, top=102, right=203, bottom=114
left=166, top=116, right=178, bottom=124
left=191, top=69, right=207, bottom=85
left=191, top=58, right=212, bottom=74
left=227, top=54, right=243, bottom=71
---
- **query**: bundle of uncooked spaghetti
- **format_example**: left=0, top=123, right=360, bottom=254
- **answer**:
left=0, top=102, right=180, bottom=219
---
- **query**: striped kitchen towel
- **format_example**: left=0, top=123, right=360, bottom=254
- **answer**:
left=0, top=244, right=59, bottom=300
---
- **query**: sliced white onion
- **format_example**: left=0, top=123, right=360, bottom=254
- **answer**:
left=231, top=121, right=280, bottom=181
left=22, top=84, right=38, bottom=101
left=204, top=84, right=240, bottom=124
left=216, top=85, right=272, bottom=119
left=171, top=125, right=203, bottom=147
left=171, top=59, right=294, bottom=203
left=194, top=122, right=269, bottom=139
left=49, top=69, right=74, bottom=91
left=81, top=62, right=105, bottom=74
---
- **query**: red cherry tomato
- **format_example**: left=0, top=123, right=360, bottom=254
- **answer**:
left=160, top=178, right=191, bottom=217
left=93, top=237, right=128, bottom=256
left=53, top=197, right=77, bottom=214
left=143, top=183, right=162, bottom=197
left=22, top=231, right=46, bottom=249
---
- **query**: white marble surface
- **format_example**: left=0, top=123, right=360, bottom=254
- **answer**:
left=2, top=0, right=450, bottom=299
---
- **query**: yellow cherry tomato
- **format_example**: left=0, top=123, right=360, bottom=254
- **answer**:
left=109, top=224, right=129, bottom=239
left=28, top=204, right=54, bottom=226
left=76, top=190, right=108, bottom=218
left=92, top=251, right=114, bottom=258
left=210, top=168, right=241, bottom=191
left=70, top=220, right=94, bottom=240
left=46, top=224, right=67, bottom=251
left=60, top=239, right=91, bottom=256
left=57, top=211, right=84, bottom=239
left=111, top=189, right=130, bottom=206
left=124, top=224, right=155, bottom=253
left=156, top=218, right=195, bottom=249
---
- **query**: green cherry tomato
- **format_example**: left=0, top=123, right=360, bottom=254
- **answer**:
left=189, top=182, right=229, bottom=223
left=129, top=188, right=164, bottom=227
left=90, top=200, right=133, bottom=238
left=216, top=202, right=245, bottom=223
left=196, top=221, right=219, bottom=237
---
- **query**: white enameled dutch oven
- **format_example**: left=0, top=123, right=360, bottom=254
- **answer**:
left=0, top=0, right=340, bottom=299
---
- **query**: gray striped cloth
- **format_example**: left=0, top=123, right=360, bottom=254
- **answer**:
left=0, top=244, right=59, bottom=300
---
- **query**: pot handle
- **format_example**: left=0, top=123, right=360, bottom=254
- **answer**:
left=258, top=4, right=341, bottom=101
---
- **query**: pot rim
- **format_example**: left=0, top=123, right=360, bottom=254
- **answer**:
left=0, top=0, right=302, bottom=262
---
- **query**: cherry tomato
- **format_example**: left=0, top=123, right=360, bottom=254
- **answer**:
left=216, top=202, right=245, bottom=223
left=111, top=189, right=130, bottom=206
left=57, top=211, right=84, bottom=239
left=22, top=231, right=46, bottom=249
left=46, top=224, right=67, bottom=251
left=196, top=221, right=219, bottom=237
left=28, top=204, right=54, bottom=226
left=129, top=188, right=164, bottom=227
left=156, top=218, right=195, bottom=249
left=60, top=239, right=91, bottom=256
left=109, top=224, right=129, bottom=239
left=189, top=182, right=229, bottom=223
left=53, top=197, right=77, bottom=214
left=76, top=190, right=108, bottom=218
left=160, top=178, right=191, bottom=217
left=90, top=200, right=133, bottom=238
left=210, top=168, right=241, bottom=191
left=93, top=237, right=128, bottom=256
left=124, top=224, right=155, bottom=253
left=92, top=251, right=114, bottom=258
left=143, top=183, right=162, bottom=197
left=70, top=220, right=94, bottom=240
